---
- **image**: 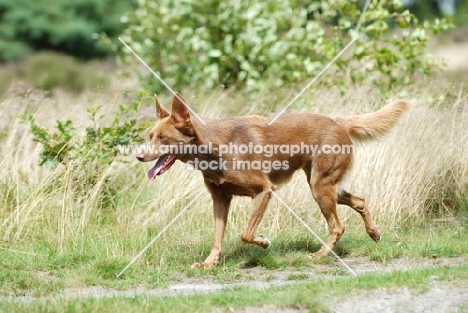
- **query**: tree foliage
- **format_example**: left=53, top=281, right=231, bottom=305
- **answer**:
left=409, top=0, right=468, bottom=26
left=0, top=0, right=134, bottom=61
left=121, top=0, right=450, bottom=92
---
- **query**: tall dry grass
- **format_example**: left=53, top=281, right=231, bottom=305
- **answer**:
left=0, top=79, right=467, bottom=262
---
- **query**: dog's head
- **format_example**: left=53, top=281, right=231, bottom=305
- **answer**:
left=136, top=93, right=195, bottom=180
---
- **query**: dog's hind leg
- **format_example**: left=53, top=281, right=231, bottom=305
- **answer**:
left=337, top=190, right=381, bottom=242
left=240, top=189, right=273, bottom=249
left=309, top=175, right=345, bottom=258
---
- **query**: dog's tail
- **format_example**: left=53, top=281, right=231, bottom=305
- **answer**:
left=335, top=100, right=409, bottom=142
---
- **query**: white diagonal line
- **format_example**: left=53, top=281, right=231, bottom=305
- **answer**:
left=268, top=0, right=371, bottom=125
left=270, top=189, right=358, bottom=277
left=355, top=0, right=371, bottom=32
left=117, top=191, right=204, bottom=278
left=118, top=37, right=207, bottom=126
left=268, top=38, right=357, bottom=125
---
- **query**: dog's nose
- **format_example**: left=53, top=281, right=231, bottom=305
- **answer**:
left=136, top=154, right=145, bottom=162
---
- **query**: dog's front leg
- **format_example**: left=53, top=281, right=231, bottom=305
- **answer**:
left=192, top=191, right=232, bottom=270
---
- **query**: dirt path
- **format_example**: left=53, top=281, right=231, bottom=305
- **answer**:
left=431, top=28, right=468, bottom=72
left=432, top=40, right=468, bottom=72
left=4, top=256, right=467, bottom=313
left=328, top=284, right=468, bottom=313
left=232, top=283, right=468, bottom=313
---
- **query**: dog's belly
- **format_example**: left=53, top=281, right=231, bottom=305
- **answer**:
left=215, top=182, right=264, bottom=197
left=203, top=161, right=306, bottom=198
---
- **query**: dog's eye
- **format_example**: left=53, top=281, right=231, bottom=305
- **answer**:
left=158, top=135, right=165, bottom=140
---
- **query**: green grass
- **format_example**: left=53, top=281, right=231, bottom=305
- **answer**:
left=1, top=223, right=468, bottom=297
left=1, top=262, right=467, bottom=313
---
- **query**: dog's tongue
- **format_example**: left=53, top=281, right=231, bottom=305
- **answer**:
left=147, top=155, right=173, bottom=180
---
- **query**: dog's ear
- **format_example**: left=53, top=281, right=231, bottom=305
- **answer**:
left=171, top=92, right=191, bottom=128
left=155, top=94, right=170, bottom=119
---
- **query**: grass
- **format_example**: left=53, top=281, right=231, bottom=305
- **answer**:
left=0, top=52, right=111, bottom=95
left=0, top=60, right=468, bottom=308
left=1, top=262, right=467, bottom=312
left=0, top=215, right=467, bottom=297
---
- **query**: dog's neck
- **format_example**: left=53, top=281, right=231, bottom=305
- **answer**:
left=191, top=118, right=228, bottom=154
left=182, top=117, right=231, bottom=184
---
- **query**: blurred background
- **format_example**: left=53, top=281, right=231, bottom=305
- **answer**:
left=0, top=0, right=467, bottom=96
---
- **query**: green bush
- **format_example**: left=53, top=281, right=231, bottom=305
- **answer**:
left=453, top=0, right=468, bottom=26
left=408, top=0, right=468, bottom=26
left=21, top=95, right=146, bottom=207
left=22, top=99, right=145, bottom=169
left=0, top=0, right=134, bottom=61
left=121, top=0, right=450, bottom=92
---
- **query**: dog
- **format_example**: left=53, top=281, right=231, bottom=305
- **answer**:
left=136, top=93, right=409, bottom=269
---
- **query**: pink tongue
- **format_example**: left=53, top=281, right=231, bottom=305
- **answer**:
left=147, top=156, right=169, bottom=180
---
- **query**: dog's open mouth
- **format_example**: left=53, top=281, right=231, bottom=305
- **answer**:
left=147, top=154, right=177, bottom=180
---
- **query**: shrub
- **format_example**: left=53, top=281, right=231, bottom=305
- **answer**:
left=408, top=0, right=468, bottom=26
left=21, top=95, right=146, bottom=205
left=22, top=99, right=145, bottom=169
left=0, top=0, right=134, bottom=61
left=121, top=0, right=450, bottom=92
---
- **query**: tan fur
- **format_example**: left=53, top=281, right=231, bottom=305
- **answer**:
left=136, top=93, right=409, bottom=269
left=335, top=99, right=409, bottom=141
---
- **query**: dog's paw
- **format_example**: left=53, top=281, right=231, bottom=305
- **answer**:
left=191, top=262, right=216, bottom=270
left=256, top=235, right=271, bottom=249
left=308, top=251, right=329, bottom=259
left=367, top=228, right=381, bottom=242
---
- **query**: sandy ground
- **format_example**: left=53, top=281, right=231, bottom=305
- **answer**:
left=431, top=29, right=468, bottom=71
left=328, top=284, right=468, bottom=313
left=234, top=283, right=468, bottom=313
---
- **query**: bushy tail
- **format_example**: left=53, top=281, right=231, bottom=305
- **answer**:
left=335, top=100, right=410, bottom=142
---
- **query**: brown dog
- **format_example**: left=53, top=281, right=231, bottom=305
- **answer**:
left=136, top=93, right=409, bottom=269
